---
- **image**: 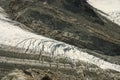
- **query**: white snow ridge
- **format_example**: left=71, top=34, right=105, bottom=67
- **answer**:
left=0, top=6, right=120, bottom=72
left=87, top=0, right=120, bottom=26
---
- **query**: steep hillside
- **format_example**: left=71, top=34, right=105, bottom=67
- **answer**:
left=0, top=0, right=120, bottom=80
left=1, top=0, right=120, bottom=57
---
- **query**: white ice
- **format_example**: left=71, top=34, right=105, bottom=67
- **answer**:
left=0, top=6, right=120, bottom=72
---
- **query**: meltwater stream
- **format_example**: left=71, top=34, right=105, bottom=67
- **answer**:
left=0, top=7, right=120, bottom=72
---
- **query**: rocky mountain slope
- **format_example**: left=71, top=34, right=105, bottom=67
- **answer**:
left=0, top=0, right=120, bottom=80
left=1, top=0, right=120, bottom=56
left=4, top=0, right=120, bottom=63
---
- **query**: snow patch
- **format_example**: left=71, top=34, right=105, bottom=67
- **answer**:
left=87, top=0, right=120, bottom=26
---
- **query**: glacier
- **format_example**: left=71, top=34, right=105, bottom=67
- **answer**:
left=0, top=6, right=120, bottom=72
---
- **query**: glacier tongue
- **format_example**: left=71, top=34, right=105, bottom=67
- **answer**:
left=87, top=0, right=120, bottom=26
left=0, top=6, right=120, bottom=72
